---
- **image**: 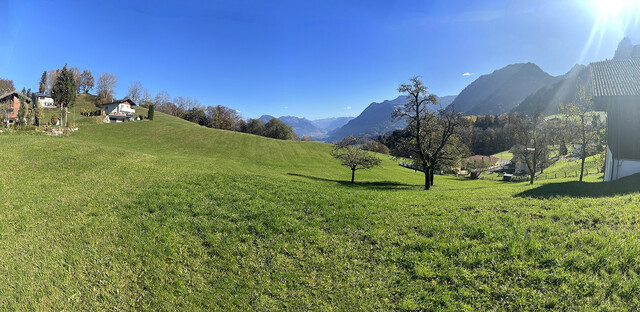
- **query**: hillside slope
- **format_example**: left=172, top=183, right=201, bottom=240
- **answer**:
left=511, top=64, right=591, bottom=116
left=326, top=94, right=455, bottom=142
left=2, top=112, right=640, bottom=310
left=449, top=63, right=560, bottom=115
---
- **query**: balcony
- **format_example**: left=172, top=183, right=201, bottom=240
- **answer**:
left=119, top=106, right=135, bottom=114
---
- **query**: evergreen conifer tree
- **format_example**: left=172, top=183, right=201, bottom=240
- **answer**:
left=51, top=65, right=77, bottom=127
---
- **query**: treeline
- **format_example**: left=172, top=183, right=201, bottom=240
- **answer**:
left=466, top=114, right=524, bottom=156
left=155, top=101, right=296, bottom=140
left=377, top=105, right=605, bottom=185
left=378, top=114, right=542, bottom=157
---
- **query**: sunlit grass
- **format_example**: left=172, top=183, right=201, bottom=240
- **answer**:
left=1, top=111, right=639, bottom=310
left=490, top=150, right=513, bottom=160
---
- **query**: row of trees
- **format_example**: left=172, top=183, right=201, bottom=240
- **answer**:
left=141, top=90, right=296, bottom=141
left=177, top=105, right=296, bottom=140
left=39, top=68, right=94, bottom=95
left=511, top=86, right=605, bottom=184
left=367, top=78, right=605, bottom=190
left=467, top=114, right=525, bottom=156
left=39, top=67, right=123, bottom=107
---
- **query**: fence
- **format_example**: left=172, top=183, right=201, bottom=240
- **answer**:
left=479, top=167, right=602, bottom=182
left=80, top=109, right=102, bottom=117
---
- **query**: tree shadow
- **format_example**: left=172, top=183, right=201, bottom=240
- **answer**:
left=287, top=173, right=422, bottom=190
left=515, top=174, right=640, bottom=199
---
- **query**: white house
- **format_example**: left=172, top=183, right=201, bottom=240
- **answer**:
left=101, top=98, right=136, bottom=123
left=591, top=57, right=640, bottom=181
left=33, top=92, right=55, bottom=109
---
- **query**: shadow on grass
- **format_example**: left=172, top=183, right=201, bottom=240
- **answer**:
left=515, top=174, right=640, bottom=198
left=287, top=173, right=422, bottom=190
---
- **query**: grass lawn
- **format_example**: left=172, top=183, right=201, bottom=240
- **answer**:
left=491, top=150, right=513, bottom=160
left=1, top=112, right=640, bottom=310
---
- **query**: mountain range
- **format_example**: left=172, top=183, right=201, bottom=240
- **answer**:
left=447, top=62, right=564, bottom=115
left=258, top=115, right=354, bottom=139
left=511, top=37, right=636, bottom=116
left=259, top=38, right=633, bottom=142
left=510, top=64, right=590, bottom=116
left=324, top=94, right=456, bottom=143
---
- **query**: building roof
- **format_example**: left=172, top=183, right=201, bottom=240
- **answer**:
left=590, top=57, right=640, bottom=97
left=100, top=98, right=136, bottom=107
left=33, top=92, right=52, bottom=97
left=0, top=90, right=32, bottom=103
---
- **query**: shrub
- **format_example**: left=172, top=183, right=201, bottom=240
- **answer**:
left=35, top=107, right=44, bottom=126
left=148, top=104, right=154, bottom=120
left=51, top=114, right=58, bottom=126
left=264, top=118, right=294, bottom=140
left=362, top=141, right=390, bottom=154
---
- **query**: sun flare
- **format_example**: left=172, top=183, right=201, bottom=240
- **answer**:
left=594, top=0, right=629, bottom=19
left=592, top=0, right=640, bottom=21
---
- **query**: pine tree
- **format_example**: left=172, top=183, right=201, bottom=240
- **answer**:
left=17, top=98, right=26, bottom=126
left=39, top=71, right=47, bottom=93
left=35, top=106, right=44, bottom=126
left=51, top=65, right=77, bottom=127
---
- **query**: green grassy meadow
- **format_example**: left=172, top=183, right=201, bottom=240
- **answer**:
left=2, top=111, right=640, bottom=310
left=491, top=150, right=513, bottom=160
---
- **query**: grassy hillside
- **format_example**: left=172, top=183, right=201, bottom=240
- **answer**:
left=2, top=112, right=640, bottom=310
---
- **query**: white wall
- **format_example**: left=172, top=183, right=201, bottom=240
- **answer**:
left=604, top=146, right=613, bottom=182
left=604, top=146, right=640, bottom=181
left=37, top=97, right=55, bottom=108
left=119, top=103, right=134, bottom=113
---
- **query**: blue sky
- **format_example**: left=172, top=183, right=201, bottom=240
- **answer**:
left=2, top=0, right=639, bottom=119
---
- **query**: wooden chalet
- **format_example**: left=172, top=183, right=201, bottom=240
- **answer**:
left=0, top=90, right=32, bottom=125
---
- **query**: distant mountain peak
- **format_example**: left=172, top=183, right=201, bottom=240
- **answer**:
left=325, top=94, right=456, bottom=142
left=448, top=62, right=559, bottom=115
left=512, top=65, right=591, bottom=116
left=613, top=37, right=640, bottom=60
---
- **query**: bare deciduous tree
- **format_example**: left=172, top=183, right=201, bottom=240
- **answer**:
left=127, top=81, right=143, bottom=104
left=511, top=113, right=549, bottom=184
left=464, top=157, right=491, bottom=179
left=393, top=76, right=465, bottom=190
left=173, top=96, right=200, bottom=112
left=331, top=136, right=382, bottom=183
left=79, top=70, right=94, bottom=94
left=46, top=69, right=60, bottom=93
left=141, top=88, right=153, bottom=107
left=559, top=86, right=606, bottom=181
left=0, top=78, right=14, bottom=94
left=96, top=73, right=118, bottom=104
left=154, top=90, right=171, bottom=109
left=205, top=105, right=242, bottom=130
left=68, top=67, right=82, bottom=93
